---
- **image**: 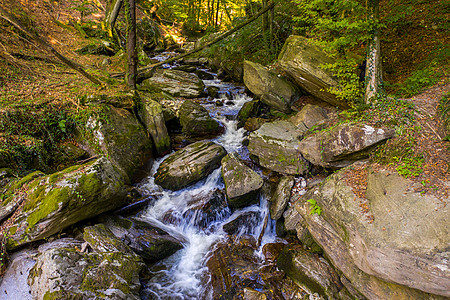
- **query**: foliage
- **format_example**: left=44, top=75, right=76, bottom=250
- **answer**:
left=437, top=93, right=450, bottom=140
left=307, top=199, right=322, bottom=215
left=293, top=0, right=383, bottom=105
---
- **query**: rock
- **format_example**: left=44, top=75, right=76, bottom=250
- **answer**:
left=80, top=93, right=135, bottom=109
left=294, top=166, right=450, bottom=299
left=283, top=205, right=304, bottom=235
left=104, top=217, right=185, bottom=262
left=195, top=69, right=215, bottom=80
left=206, top=86, right=220, bottom=98
left=278, top=36, right=346, bottom=108
left=262, top=242, right=285, bottom=262
left=83, top=224, right=134, bottom=254
left=237, top=100, right=260, bottom=128
left=141, top=69, right=205, bottom=98
left=181, top=189, right=230, bottom=229
left=28, top=242, right=143, bottom=299
left=248, top=120, right=309, bottom=175
left=289, top=104, right=328, bottom=130
left=174, top=65, right=197, bottom=72
left=222, top=211, right=260, bottom=235
left=76, top=105, right=153, bottom=181
left=221, top=153, right=264, bottom=208
left=270, top=176, right=295, bottom=220
left=76, top=42, right=116, bottom=56
left=244, top=288, right=268, bottom=300
left=138, top=97, right=171, bottom=156
left=299, top=123, right=395, bottom=168
left=5, top=158, right=127, bottom=250
left=277, top=243, right=345, bottom=299
left=244, top=60, right=299, bottom=113
left=244, top=117, right=266, bottom=132
left=154, top=141, right=226, bottom=191
left=178, top=100, right=221, bottom=137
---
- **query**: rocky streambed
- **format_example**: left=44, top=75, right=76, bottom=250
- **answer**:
left=0, top=36, right=448, bottom=300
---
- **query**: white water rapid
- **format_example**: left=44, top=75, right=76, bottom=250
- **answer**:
left=136, top=72, right=277, bottom=299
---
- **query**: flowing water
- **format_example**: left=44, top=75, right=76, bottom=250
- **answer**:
left=136, top=65, right=277, bottom=299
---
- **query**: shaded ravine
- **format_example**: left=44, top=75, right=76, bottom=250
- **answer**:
left=135, top=66, right=277, bottom=299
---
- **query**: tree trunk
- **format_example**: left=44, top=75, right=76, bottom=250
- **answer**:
left=105, top=0, right=123, bottom=38
left=365, top=0, right=383, bottom=104
left=126, top=0, right=137, bottom=89
left=215, top=0, right=220, bottom=27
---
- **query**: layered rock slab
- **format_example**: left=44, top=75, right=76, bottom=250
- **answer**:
left=248, top=120, right=309, bottom=175
left=294, top=166, right=449, bottom=299
left=178, top=100, right=221, bottom=137
left=142, top=69, right=205, bottom=98
left=154, top=141, right=226, bottom=191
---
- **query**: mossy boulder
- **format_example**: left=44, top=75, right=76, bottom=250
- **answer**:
left=154, top=141, right=226, bottom=191
left=5, top=158, right=127, bottom=250
left=298, top=123, right=395, bottom=168
left=141, top=69, right=205, bottom=98
left=289, top=104, right=328, bottom=130
left=80, top=93, right=135, bottom=109
left=243, top=60, right=299, bottom=113
left=178, top=100, right=221, bottom=137
left=248, top=120, right=309, bottom=175
left=221, top=152, right=263, bottom=208
left=28, top=240, right=143, bottom=299
left=76, top=105, right=153, bottom=182
left=138, top=96, right=171, bottom=156
left=278, top=36, right=346, bottom=108
left=293, top=166, right=449, bottom=299
left=237, top=100, right=260, bottom=128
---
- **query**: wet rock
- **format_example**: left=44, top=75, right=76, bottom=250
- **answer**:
left=76, top=105, right=153, bottom=181
left=243, top=60, right=299, bottom=113
left=142, top=69, right=205, bottom=98
left=248, top=120, right=310, bottom=175
left=173, top=65, right=197, bottom=72
left=270, top=176, right=295, bottom=220
left=178, top=100, right=221, bottom=137
left=195, top=69, right=215, bottom=80
left=278, top=36, right=346, bottom=108
left=154, top=141, right=226, bottom=191
left=262, top=242, right=286, bottom=262
left=283, top=206, right=305, bottom=235
left=28, top=240, right=143, bottom=299
left=299, top=123, right=395, bottom=168
left=244, top=288, right=268, bottom=300
left=289, top=104, right=328, bottom=130
left=237, top=100, right=260, bottom=128
left=138, top=96, right=171, bottom=156
left=277, top=243, right=345, bottom=299
left=4, top=158, right=127, bottom=250
left=221, top=153, right=263, bottom=208
left=207, top=86, right=220, bottom=98
left=222, top=211, right=260, bottom=235
left=83, top=224, right=134, bottom=254
left=182, top=189, right=230, bottom=229
left=294, top=166, right=450, bottom=299
left=104, top=217, right=184, bottom=262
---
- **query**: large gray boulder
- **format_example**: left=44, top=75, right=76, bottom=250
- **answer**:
left=141, top=69, right=205, bottom=98
left=4, top=158, right=127, bottom=250
left=299, top=123, right=395, bottom=168
left=138, top=97, right=171, bottom=156
left=278, top=36, right=346, bottom=108
left=178, top=100, right=221, bottom=137
left=289, top=104, right=328, bottom=131
left=293, top=166, right=449, bottom=299
left=28, top=236, right=143, bottom=299
left=154, top=141, right=226, bottom=191
left=77, top=105, right=153, bottom=181
left=243, top=60, right=299, bottom=113
left=248, top=120, right=309, bottom=175
left=221, top=153, right=264, bottom=208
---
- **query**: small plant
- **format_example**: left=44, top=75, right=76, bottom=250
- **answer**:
left=307, top=199, right=322, bottom=216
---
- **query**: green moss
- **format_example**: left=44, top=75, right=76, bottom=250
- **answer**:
left=77, top=172, right=101, bottom=200
left=26, top=187, right=71, bottom=228
left=8, top=226, right=17, bottom=235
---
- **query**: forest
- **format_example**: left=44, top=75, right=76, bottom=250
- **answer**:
left=0, top=0, right=448, bottom=299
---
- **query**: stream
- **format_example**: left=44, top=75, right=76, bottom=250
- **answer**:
left=135, top=59, right=278, bottom=299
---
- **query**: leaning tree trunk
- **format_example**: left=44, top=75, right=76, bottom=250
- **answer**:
left=125, top=0, right=137, bottom=89
left=105, top=0, right=123, bottom=38
left=364, top=0, right=383, bottom=104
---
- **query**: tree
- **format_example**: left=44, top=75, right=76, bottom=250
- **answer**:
left=125, top=0, right=137, bottom=89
